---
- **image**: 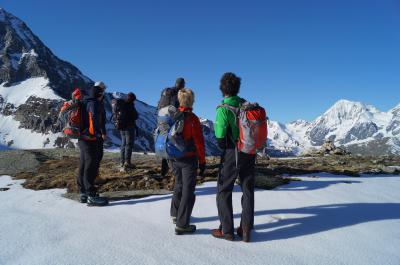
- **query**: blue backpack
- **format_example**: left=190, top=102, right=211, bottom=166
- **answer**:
left=154, top=106, right=194, bottom=159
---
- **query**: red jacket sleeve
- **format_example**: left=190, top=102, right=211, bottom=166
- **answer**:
left=190, top=114, right=206, bottom=164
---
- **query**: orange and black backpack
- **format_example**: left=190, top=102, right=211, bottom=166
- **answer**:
left=58, top=88, right=83, bottom=139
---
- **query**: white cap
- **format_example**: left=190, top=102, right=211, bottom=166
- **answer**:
left=94, top=81, right=106, bottom=90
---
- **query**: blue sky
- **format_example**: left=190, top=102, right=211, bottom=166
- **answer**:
left=2, top=0, right=400, bottom=122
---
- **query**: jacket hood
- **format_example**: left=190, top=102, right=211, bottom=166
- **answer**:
left=222, top=96, right=242, bottom=107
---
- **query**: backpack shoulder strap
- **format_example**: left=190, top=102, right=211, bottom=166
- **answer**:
left=217, top=103, right=239, bottom=117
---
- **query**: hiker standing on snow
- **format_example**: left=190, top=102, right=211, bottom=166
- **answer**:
left=170, top=88, right=206, bottom=235
left=212, top=72, right=265, bottom=242
left=157, top=77, right=186, bottom=177
left=77, top=81, right=109, bottom=207
left=112, top=92, right=139, bottom=171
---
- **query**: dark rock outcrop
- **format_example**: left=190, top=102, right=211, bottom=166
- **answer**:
left=341, top=122, right=378, bottom=144
left=13, top=96, right=61, bottom=133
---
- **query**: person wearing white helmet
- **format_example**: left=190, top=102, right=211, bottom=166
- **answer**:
left=94, top=81, right=106, bottom=91
left=76, top=81, right=109, bottom=206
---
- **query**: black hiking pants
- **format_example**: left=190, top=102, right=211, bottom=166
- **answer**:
left=217, top=148, right=256, bottom=235
left=120, top=127, right=135, bottom=165
left=77, top=139, right=104, bottom=196
left=170, top=156, right=198, bottom=228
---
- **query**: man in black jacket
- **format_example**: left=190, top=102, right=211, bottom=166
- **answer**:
left=157, top=78, right=185, bottom=110
left=119, top=92, right=139, bottom=171
left=77, top=82, right=109, bottom=207
left=157, top=77, right=185, bottom=177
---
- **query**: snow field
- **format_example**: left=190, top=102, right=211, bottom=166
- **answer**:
left=0, top=173, right=399, bottom=265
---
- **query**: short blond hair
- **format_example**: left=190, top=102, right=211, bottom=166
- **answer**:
left=178, top=88, right=195, bottom=108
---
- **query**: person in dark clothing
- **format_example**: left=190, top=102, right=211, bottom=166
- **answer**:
left=119, top=92, right=139, bottom=171
left=157, top=77, right=185, bottom=110
left=157, top=77, right=185, bottom=177
left=170, top=88, right=206, bottom=235
left=77, top=81, right=109, bottom=207
left=211, top=72, right=256, bottom=242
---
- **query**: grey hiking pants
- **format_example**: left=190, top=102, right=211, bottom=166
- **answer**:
left=120, top=128, right=135, bottom=164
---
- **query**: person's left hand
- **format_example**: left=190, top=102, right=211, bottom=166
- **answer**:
left=198, top=163, right=206, bottom=180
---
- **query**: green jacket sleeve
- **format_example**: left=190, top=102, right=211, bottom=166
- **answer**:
left=214, top=107, right=228, bottom=139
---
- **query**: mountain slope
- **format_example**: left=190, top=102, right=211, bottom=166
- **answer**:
left=0, top=8, right=92, bottom=98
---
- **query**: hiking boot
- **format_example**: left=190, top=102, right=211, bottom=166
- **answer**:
left=237, top=226, right=251, bottom=243
left=79, top=193, right=88, bottom=203
left=87, top=195, right=109, bottom=207
left=175, top=225, right=196, bottom=235
left=171, top=216, right=177, bottom=224
left=211, top=228, right=234, bottom=241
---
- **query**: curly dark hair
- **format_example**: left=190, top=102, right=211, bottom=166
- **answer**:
left=219, top=72, right=241, bottom=96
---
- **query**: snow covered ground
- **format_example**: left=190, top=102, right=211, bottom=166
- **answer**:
left=0, top=77, right=61, bottom=107
left=0, top=114, right=63, bottom=149
left=0, top=173, right=399, bottom=265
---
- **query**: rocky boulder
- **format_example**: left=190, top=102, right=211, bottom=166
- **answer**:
left=303, top=140, right=350, bottom=156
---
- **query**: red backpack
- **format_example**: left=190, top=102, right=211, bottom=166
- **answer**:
left=220, top=101, right=268, bottom=154
left=58, top=88, right=82, bottom=139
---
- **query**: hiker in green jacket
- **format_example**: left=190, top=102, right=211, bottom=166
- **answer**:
left=211, top=72, right=256, bottom=242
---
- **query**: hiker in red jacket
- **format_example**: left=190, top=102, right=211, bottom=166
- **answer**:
left=171, top=88, right=206, bottom=235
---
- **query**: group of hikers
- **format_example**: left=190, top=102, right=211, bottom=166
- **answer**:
left=60, top=72, right=268, bottom=242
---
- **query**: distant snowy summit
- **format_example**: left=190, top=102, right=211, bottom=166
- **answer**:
left=0, top=8, right=399, bottom=155
left=268, top=99, right=400, bottom=156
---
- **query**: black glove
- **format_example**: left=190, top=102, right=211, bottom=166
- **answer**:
left=198, top=163, right=206, bottom=179
left=135, top=126, right=140, bottom=138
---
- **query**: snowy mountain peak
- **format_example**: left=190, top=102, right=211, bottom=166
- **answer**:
left=0, top=8, right=9, bottom=22
left=0, top=8, right=37, bottom=49
left=289, top=119, right=311, bottom=127
left=315, top=99, right=379, bottom=127
left=390, top=103, right=400, bottom=115
left=0, top=8, right=92, bottom=99
left=322, top=99, right=370, bottom=121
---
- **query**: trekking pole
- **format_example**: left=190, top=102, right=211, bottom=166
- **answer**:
left=235, top=146, right=238, bottom=169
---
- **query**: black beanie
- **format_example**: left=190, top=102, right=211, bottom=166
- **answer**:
left=127, top=92, right=136, bottom=102
left=176, top=77, right=185, bottom=87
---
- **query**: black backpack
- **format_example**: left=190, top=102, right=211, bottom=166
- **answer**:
left=111, top=98, right=126, bottom=130
left=157, top=87, right=179, bottom=110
